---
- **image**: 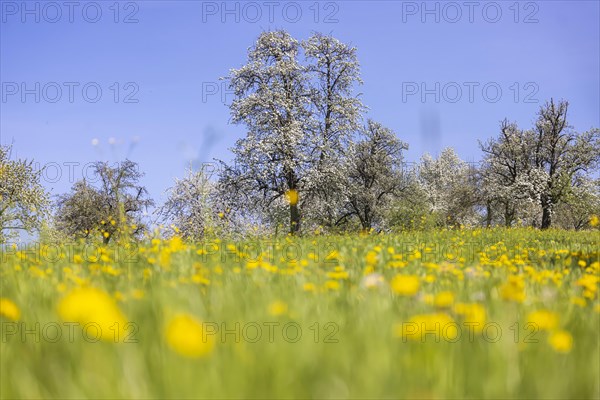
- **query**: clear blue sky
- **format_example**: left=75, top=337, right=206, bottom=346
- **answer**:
left=1, top=0, right=599, bottom=205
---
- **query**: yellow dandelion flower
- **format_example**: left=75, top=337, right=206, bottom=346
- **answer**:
left=570, top=297, right=587, bottom=307
left=0, top=298, right=20, bottom=321
left=58, top=287, right=127, bottom=342
left=454, top=303, right=486, bottom=332
left=499, top=276, right=526, bottom=303
left=165, top=314, right=214, bottom=358
left=548, top=330, right=573, bottom=353
left=325, top=250, right=340, bottom=261
left=285, top=189, right=299, bottom=206
left=576, top=274, right=599, bottom=292
left=527, top=310, right=559, bottom=331
left=268, top=300, right=288, bottom=316
left=325, top=280, right=340, bottom=290
left=327, top=270, right=349, bottom=280
left=365, top=251, right=378, bottom=266
left=391, top=275, right=420, bottom=296
left=590, top=215, right=599, bottom=227
left=434, top=291, right=454, bottom=308
left=303, top=282, right=317, bottom=292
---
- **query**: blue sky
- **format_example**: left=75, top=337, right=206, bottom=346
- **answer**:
left=1, top=0, right=599, bottom=205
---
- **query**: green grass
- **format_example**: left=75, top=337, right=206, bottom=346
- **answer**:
left=1, top=228, right=599, bottom=399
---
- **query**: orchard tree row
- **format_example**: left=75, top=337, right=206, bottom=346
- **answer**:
left=1, top=31, right=599, bottom=243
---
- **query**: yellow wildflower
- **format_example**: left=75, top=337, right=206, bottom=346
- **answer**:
left=165, top=314, right=214, bottom=358
left=0, top=298, right=20, bottom=321
left=527, top=310, right=559, bottom=331
left=303, top=282, right=317, bottom=292
left=365, top=251, right=378, bottom=266
left=571, top=297, right=587, bottom=307
left=499, top=276, right=526, bottom=303
left=454, top=303, right=486, bottom=332
left=434, top=291, right=455, bottom=308
left=268, top=300, right=288, bottom=316
left=391, top=275, right=420, bottom=296
left=548, top=330, right=573, bottom=353
left=325, top=280, right=340, bottom=290
left=576, top=274, right=599, bottom=292
left=285, top=189, right=299, bottom=206
left=58, top=287, right=127, bottom=342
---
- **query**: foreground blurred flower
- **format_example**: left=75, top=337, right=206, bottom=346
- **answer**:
left=453, top=303, right=486, bottom=332
left=303, top=282, right=317, bottom=292
left=548, top=330, right=573, bottom=353
left=268, top=300, right=288, bottom=316
left=57, top=287, right=127, bottom=342
left=434, top=291, right=454, bottom=308
left=499, top=276, right=526, bottom=303
left=391, top=275, right=420, bottom=296
left=360, top=273, right=385, bottom=289
left=527, top=310, right=559, bottom=331
left=365, top=251, right=378, bottom=266
left=165, top=314, right=214, bottom=358
left=0, top=298, right=20, bottom=321
left=576, top=274, right=599, bottom=292
left=325, top=280, right=340, bottom=290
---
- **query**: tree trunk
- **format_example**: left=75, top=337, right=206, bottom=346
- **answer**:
left=485, top=200, right=492, bottom=228
left=362, top=206, right=373, bottom=231
left=504, top=202, right=513, bottom=227
left=541, top=205, right=552, bottom=229
left=290, top=203, right=300, bottom=235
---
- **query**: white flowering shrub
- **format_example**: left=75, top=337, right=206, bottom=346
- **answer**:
left=0, top=145, right=49, bottom=243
